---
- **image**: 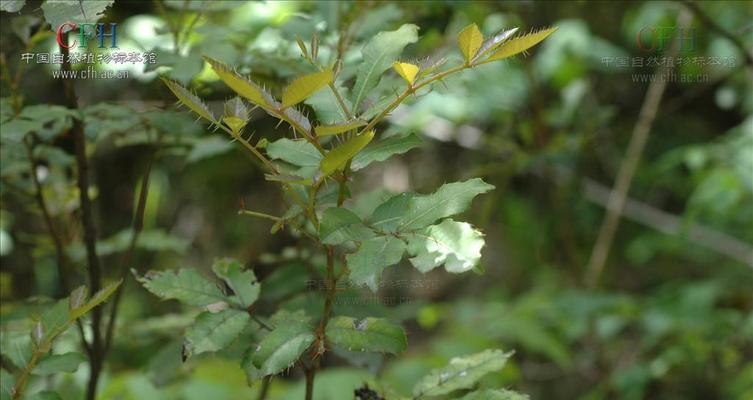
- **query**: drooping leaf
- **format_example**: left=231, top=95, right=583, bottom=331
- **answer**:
left=41, top=0, right=113, bottom=30
left=457, top=23, right=483, bottom=63
left=412, top=349, right=513, bottom=397
left=33, top=352, right=86, bottom=375
left=473, top=27, right=519, bottom=62
left=346, top=236, right=405, bottom=290
left=319, top=208, right=375, bottom=245
left=315, top=119, right=366, bottom=137
left=393, top=62, right=419, bottom=85
left=351, top=133, right=422, bottom=171
left=282, top=70, right=333, bottom=108
left=406, top=219, right=485, bottom=273
left=183, top=309, right=250, bottom=357
left=161, top=78, right=216, bottom=123
left=211, top=258, right=260, bottom=308
left=369, top=193, right=414, bottom=233
left=266, top=138, right=322, bottom=179
left=320, top=130, right=375, bottom=177
left=135, top=269, right=227, bottom=307
left=482, top=27, right=558, bottom=63
left=204, top=56, right=273, bottom=109
left=398, top=178, right=495, bottom=231
left=325, top=316, right=407, bottom=354
left=460, top=389, right=530, bottom=400
left=351, top=24, right=419, bottom=113
left=245, top=321, right=315, bottom=380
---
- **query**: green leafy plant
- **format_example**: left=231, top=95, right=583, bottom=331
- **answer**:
left=143, top=22, right=556, bottom=399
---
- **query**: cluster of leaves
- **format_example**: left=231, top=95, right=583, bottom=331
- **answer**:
left=1, top=281, right=121, bottom=400
left=144, top=19, right=555, bottom=399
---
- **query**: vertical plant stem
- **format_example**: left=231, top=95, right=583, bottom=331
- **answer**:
left=584, top=9, right=693, bottom=287
left=60, top=32, right=104, bottom=400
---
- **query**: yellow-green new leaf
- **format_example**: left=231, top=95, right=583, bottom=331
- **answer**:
left=204, top=56, right=272, bottom=109
left=315, top=119, right=367, bottom=137
left=161, top=78, right=216, bottom=123
left=483, top=27, right=557, bottom=63
left=223, top=116, right=246, bottom=134
left=320, top=130, right=375, bottom=177
left=393, top=61, right=419, bottom=85
left=457, top=23, right=483, bottom=63
left=282, top=69, right=333, bottom=108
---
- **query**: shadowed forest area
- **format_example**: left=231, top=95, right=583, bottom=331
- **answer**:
left=0, top=1, right=752, bottom=399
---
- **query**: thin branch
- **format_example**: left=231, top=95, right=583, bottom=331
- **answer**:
left=584, top=10, right=693, bottom=287
left=60, top=33, right=104, bottom=400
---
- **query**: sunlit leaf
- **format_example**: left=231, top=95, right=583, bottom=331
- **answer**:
left=406, top=219, right=485, bottom=273
left=473, top=27, right=519, bottom=62
left=457, top=23, right=483, bottom=63
left=244, top=321, right=315, bottom=380
left=320, top=130, right=375, bottom=177
left=398, top=178, right=495, bottom=231
left=326, top=316, right=407, bottom=354
left=393, top=62, right=419, bottom=85
left=482, top=27, right=558, bottom=63
left=282, top=70, right=333, bottom=108
left=413, top=349, right=512, bottom=397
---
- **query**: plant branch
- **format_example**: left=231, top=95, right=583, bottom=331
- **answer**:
left=584, top=9, right=693, bottom=287
left=680, top=0, right=753, bottom=67
left=60, top=33, right=105, bottom=400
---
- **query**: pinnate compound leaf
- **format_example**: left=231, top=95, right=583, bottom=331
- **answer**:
left=351, top=132, right=422, bottom=171
left=204, top=56, right=272, bottom=109
left=161, top=78, right=215, bottom=123
left=184, top=309, right=250, bottom=357
left=457, top=23, right=483, bottom=63
left=319, top=208, right=375, bottom=245
left=406, top=219, right=485, bottom=273
left=211, top=258, right=260, bottom=308
left=393, top=62, right=419, bottom=85
left=351, top=24, right=419, bottom=113
left=398, top=178, right=494, bottom=231
left=246, top=321, right=315, bottom=378
left=315, top=119, right=366, bottom=137
left=320, top=130, right=375, bottom=177
left=460, top=389, right=530, bottom=400
left=33, top=352, right=86, bottom=375
left=326, top=316, right=407, bottom=354
left=346, top=236, right=405, bottom=291
left=135, top=269, right=226, bottom=307
left=412, top=349, right=513, bottom=397
left=483, top=27, right=557, bottom=63
left=282, top=70, right=333, bottom=108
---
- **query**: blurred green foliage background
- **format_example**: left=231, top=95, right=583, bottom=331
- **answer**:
left=1, top=1, right=752, bottom=399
